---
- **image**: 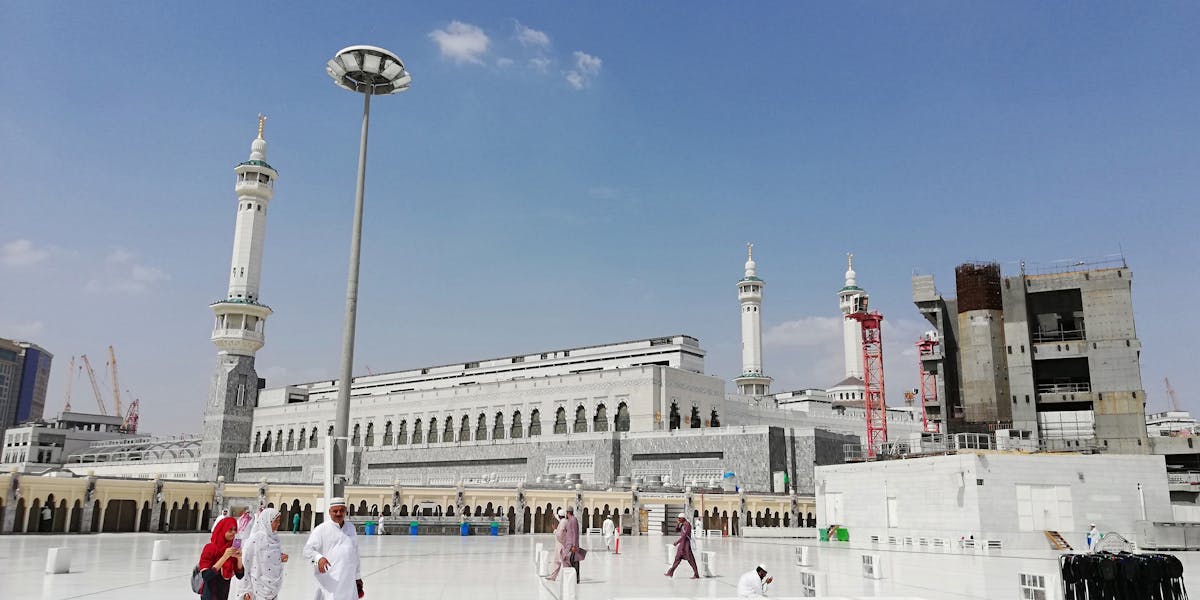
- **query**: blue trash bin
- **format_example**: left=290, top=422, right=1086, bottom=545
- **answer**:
left=461, top=522, right=470, bottom=536
left=409, top=522, right=419, bottom=536
left=490, top=522, right=499, bottom=536
left=364, top=522, right=376, bottom=536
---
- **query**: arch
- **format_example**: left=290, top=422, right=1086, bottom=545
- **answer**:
left=254, top=431, right=262, bottom=452
left=412, top=419, right=423, bottom=444
left=274, top=429, right=283, bottom=451
left=10, top=497, right=25, bottom=533
left=397, top=420, right=408, bottom=445
left=138, top=501, right=152, bottom=532
left=202, top=503, right=212, bottom=531
left=357, top=500, right=368, bottom=515
left=303, top=503, right=314, bottom=531
left=310, top=428, right=319, bottom=448
left=492, top=412, right=505, bottom=440
left=476, top=414, right=488, bottom=441
left=428, top=417, right=439, bottom=444
left=27, top=498, right=42, bottom=533
left=806, top=511, right=815, bottom=527
left=783, top=512, right=790, bottom=527
left=261, top=431, right=272, bottom=453
left=534, top=506, right=543, bottom=533
left=690, top=405, right=701, bottom=428
left=710, top=409, right=721, bottom=428
left=328, top=425, right=334, bottom=438
left=89, top=500, right=100, bottom=533
left=51, top=494, right=68, bottom=532
left=554, top=407, right=567, bottom=434
left=508, top=506, right=517, bottom=535
left=669, top=401, right=681, bottom=430
left=443, top=417, right=454, bottom=443
left=529, top=409, right=542, bottom=436
left=573, top=405, right=588, bottom=433
left=105, top=499, right=139, bottom=532
left=382, top=504, right=392, bottom=517
left=383, top=421, right=393, bottom=446
left=69, top=500, right=84, bottom=533
left=365, top=422, right=375, bottom=447
left=593, top=404, right=608, bottom=432
left=286, top=429, right=295, bottom=451
left=397, top=505, right=408, bottom=517
left=510, top=410, right=523, bottom=438
left=459, top=415, right=471, bottom=442
left=524, top=506, right=532, bottom=534
left=352, top=423, right=361, bottom=446
left=615, top=402, right=630, bottom=432
left=298, top=427, right=307, bottom=450
left=446, top=505, right=455, bottom=517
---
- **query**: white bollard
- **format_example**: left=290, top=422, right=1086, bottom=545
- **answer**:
left=665, top=542, right=676, bottom=566
left=534, top=542, right=544, bottom=565
left=45, top=547, right=71, bottom=574
left=152, top=539, right=171, bottom=561
left=700, top=551, right=716, bottom=577
left=561, top=567, right=578, bottom=600
left=536, top=550, right=551, bottom=577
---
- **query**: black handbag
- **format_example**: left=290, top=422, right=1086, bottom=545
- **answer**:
left=190, top=566, right=204, bottom=594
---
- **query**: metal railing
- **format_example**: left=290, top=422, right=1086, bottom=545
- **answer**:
left=1032, top=328, right=1086, bottom=343
left=1036, top=382, right=1091, bottom=394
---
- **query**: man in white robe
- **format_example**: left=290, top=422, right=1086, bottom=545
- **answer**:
left=736, top=564, right=772, bottom=598
left=303, top=498, right=362, bottom=600
left=602, top=516, right=616, bottom=551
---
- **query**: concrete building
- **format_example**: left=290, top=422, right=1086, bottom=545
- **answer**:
left=1, top=412, right=128, bottom=471
left=199, top=117, right=276, bottom=481
left=1148, top=411, right=1200, bottom=437
left=816, top=450, right=1171, bottom=551
left=0, top=337, right=53, bottom=429
left=912, top=260, right=1148, bottom=452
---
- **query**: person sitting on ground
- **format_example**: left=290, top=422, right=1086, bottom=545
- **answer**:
left=737, top=564, right=772, bottom=598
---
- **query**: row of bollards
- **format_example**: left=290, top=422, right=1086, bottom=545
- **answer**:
left=533, top=542, right=578, bottom=599
left=45, top=540, right=172, bottom=574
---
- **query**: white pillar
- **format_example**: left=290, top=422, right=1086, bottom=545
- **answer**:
left=45, top=548, right=71, bottom=574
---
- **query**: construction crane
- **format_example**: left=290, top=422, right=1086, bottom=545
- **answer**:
left=915, top=334, right=941, bottom=434
left=846, top=296, right=888, bottom=458
left=1166, top=377, right=1182, bottom=412
left=80, top=354, right=108, bottom=415
left=62, top=356, right=77, bottom=414
left=120, top=398, right=140, bottom=434
left=108, top=345, right=122, bottom=417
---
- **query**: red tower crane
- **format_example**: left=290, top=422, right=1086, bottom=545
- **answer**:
left=120, top=398, right=140, bottom=434
left=847, top=309, right=887, bottom=457
left=915, top=336, right=941, bottom=434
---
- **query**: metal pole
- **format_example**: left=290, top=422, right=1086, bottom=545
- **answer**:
left=330, top=91, right=372, bottom=499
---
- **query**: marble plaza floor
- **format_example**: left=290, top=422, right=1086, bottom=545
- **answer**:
left=5, top=530, right=1195, bottom=599
left=1, top=532, right=854, bottom=599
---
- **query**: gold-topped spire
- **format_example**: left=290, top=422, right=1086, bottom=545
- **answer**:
left=257, top=113, right=267, bottom=139
left=847, top=252, right=854, bottom=271
left=747, top=242, right=754, bottom=260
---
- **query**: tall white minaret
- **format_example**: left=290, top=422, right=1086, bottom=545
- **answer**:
left=734, top=244, right=772, bottom=396
left=200, top=116, right=277, bottom=482
left=838, top=253, right=868, bottom=379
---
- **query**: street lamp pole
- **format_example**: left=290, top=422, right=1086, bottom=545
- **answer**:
left=325, top=46, right=411, bottom=500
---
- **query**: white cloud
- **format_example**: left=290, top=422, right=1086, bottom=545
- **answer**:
left=566, top=51, right=602, bottom=89
left=515, top=22, right=550, bottom=47
left=496, top=57, right=514, bottom=68
left=529, top=57, right=551, bottom=73
left=85, top=248, right=169, bottom=294
left=429, top=21, right=490, bottom=65
left=1, top=239, right=50, bottom=267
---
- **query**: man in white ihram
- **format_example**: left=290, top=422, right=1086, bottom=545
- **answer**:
left=304, top=498, right=363, bottom=599
left=602, top=515, right=616, bottom=551
left=737, top=564, right=772, bottom=598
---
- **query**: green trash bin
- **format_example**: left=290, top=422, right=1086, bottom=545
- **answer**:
left=489, top=522, right=499, bottom=536
left=818, top=528, right=829, bottom=542
left=836, top=527, right=849, bottom=542
left=409, top=521, right=419, bottom=536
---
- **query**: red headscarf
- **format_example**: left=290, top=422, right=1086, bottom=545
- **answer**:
left=200, top=517, right=239, bottom=579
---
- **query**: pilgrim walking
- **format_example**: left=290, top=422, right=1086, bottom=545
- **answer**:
left=303, top=498, right=363, bottom=600
left=197, top=517, right=244, bottom=600
left=235, top=507, right=288, bottom=600
left=665, top=513, right=700, bottom=579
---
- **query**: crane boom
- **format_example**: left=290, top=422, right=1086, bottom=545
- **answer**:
left=63, top=356, right=76, bottom=413
left=108, top=345, right=122, bottom=417
left=80, top=355, right=108, bottom=415
left=1166, top=377, right=1182, bottom=412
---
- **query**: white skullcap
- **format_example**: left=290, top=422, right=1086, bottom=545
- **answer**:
left=677, top=513, right=686, bottom=519
left=328, top=497, right=347, bottom=507
left=757, top=564, right=768, bottom=572
left=556, top=508, right=565, bottom=518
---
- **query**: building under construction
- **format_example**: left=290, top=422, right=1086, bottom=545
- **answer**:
left=912, top=259, right=1148, bottom=453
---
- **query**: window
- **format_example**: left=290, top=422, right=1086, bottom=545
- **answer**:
left=800, top=571, right=817, bottom=596
left=1018, top=573, right=1046, bottom=599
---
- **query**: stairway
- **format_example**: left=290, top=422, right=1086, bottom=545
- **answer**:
left=1045, top=530, right=1073, bottom=550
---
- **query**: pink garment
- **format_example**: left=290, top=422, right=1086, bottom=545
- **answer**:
left=236, top=512, right=253, bottom=536
left=547, top=514, right=583, bottom=581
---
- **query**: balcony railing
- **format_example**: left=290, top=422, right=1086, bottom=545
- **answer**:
left=1036, top=382, right=1091, bottom=394
left=1033, top=328, right=1086, bottom=343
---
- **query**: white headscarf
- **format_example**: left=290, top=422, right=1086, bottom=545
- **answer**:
left=239, top=507, right=283, bottom=599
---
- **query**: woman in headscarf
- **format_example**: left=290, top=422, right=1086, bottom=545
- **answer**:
left=198, top=517, right=244, bottom=600
left=235, top=507, right=289, bottom=600
left=236, top=506, right=254, bottom=538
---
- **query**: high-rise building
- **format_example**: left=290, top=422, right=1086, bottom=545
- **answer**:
left=0, top=337, right=53, bottom=429
left=734, top=244, right=771, bottom=396
left=199, top=117, right=276, bottom=481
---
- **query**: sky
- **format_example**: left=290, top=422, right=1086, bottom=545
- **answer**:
left=1, top=2, right=1198, bottom=435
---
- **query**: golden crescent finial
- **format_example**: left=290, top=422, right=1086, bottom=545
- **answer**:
left=848, top=252, right=854, bottom=270
left=257, top=114, right=267, bottom=139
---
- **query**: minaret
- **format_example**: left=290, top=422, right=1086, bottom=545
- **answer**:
left=200, top=116, right=277, bottom=482
left=734, top=244, right=772, bottom=396
left=838, top=253, right=868, bottom=379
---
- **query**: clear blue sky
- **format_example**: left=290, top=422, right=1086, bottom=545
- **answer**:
left=2, top=2, right=1197, bottom=434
